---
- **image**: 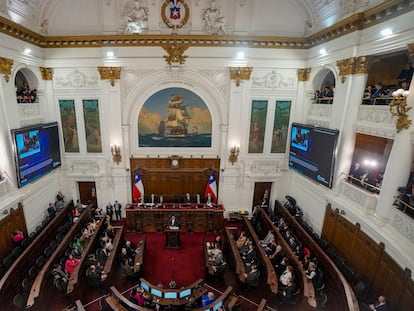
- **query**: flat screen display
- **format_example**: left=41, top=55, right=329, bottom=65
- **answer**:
left=164, top=292, right=177, bottom=299
left=141, top=280, right=149, bottom=292
left=151, top=288, right=163, bottom=298
left=213, top=301, right=223, bottom=311
left=11, top=122, right=62, bottom=188
left=289, top=123, right=339, bottom=188
left=179, top=288, right=191, bottom=299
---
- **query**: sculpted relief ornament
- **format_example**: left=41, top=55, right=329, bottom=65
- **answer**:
left=251, top=70, right=297, bottom=89
left=161, top=0, right=190, bottom=30
left=201, top=0, right=226, bottom=35
left=122, top=0, right=149, bottom=34
left=54, top=69, right=99, bottom=89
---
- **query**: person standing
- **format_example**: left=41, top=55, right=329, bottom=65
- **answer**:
left=114, top=200, right=122, bottom=221
left=106, top=202, right=114, bottom=221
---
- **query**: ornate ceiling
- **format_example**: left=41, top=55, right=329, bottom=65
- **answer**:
left=0, top=0, right=388, bottom=37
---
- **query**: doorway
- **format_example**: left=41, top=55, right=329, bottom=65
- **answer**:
left=253, top=182, right=272, bottom=208
left=78, top=181, right=97, bottom=207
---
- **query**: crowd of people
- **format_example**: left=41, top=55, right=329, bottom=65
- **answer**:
left=15, top=82, right=37, bottom=103
left=348, top=162, right=383, bottom=193
left=313, top=86, right=335, bottom=104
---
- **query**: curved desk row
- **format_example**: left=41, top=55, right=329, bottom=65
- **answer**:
left=273, top=201, right=359, bottom=311
left=0, top=200, right=74, bottom=308
left=224, top=227, right=246, bottom=283
left=194, top=286, right=233, bottom=311
left=257, top=209, right=316, bottom=309
left=27, top=206, right=92, bottom=309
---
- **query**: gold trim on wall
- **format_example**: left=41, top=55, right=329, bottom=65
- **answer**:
left=0, top=56, right=13, bottom=82
left=0, top=1, right=411, bottom=50
left=97, top=66, right=121, bottom=86
left=297, top=68, right=311, bottom=82
left=39, top=67, right=53, bottom=80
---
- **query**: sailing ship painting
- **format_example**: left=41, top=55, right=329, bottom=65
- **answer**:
left=138, top=87, right=212, bottom=147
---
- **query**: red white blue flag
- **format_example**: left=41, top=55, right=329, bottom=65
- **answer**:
left=205, top=171, right=217, bottom=203
left=133, top=170, right=144, bottom=202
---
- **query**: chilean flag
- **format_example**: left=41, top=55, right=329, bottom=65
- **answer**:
left=133, top=170, right=144, bottom=202
left=205, top=171, right=218, bottom=203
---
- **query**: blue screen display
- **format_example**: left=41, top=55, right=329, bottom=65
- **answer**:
left=213, top=301, right=223, bottom=311
left=151, top=288, right=163, bottom=298
left=164, top=292, right=177, bottom=299
left=12, top=122, right=61, bottom=188
left=141, top=281, right=149, bottom=292
left=179, top=288, right=191, bottom=298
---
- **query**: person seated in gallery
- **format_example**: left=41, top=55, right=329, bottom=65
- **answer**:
left=119, top=247, right=134, bottom=265
left=306, top=262, right=324, bottom=289
left=243, top=264, right=260, bottom=288
left=368, top=295, right=388, bottom=311
left=121, top=258, right=139, bottom=278
left=397, top=62, right=414, bottom=86
left=56, top=190, right=64, bottom=202
left=236, top=231, right=247, bottom=249
left=201, top=292, right=216, bottom=307
left=400, top=79, right=410, bottom=91
left=86, top=264, right=105, bottom=288
left=349, top=162, right=366, bottom=186
left=210, top=258, right=227, bottom=280
left=322, top=86, right=334, bottom=98
left=242, top=244, right=257, bottom=266
left=260, top=229, right=274, bottom=247
left=47, top=202, right=56, bottom=217
left=55, top=198, right=65, bottom=212
left=167, top=215, right=179, bottom=229
left=370, top=83, right=385, bottom=104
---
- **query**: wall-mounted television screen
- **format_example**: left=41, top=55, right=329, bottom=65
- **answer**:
left=11, top=122, right=62, bottom=188
left=151, top=287, right=163, bottom=298
left=289, top=123, right=339, bottom=188
left=164, top=291, right=178, bottom=299
left=141, top=280, right=149, bottom=292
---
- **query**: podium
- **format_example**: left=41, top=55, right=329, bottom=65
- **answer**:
left=165, top=227, right=180, bottom=248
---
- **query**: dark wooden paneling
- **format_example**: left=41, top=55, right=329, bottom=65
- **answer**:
left=0, top=203, right=27, bottom=262
left=322, top=204, right=414, bottom=311
left=130, top=158, right=220, bottom=199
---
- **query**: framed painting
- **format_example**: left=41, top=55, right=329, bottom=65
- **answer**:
left=248, top=100, right=268, bottom=153
left=83, top=99, right=102, bottom=153
left=271, top=100, right=291, bottom=153
left=59, top=99, right=79, bottom=152
left=138, top=87, right=212, bottom=147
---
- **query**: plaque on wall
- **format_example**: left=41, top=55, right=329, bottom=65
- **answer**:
left=169, top=155, right=181, bottom=169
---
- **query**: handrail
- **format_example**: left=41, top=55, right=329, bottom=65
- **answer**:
left=274, top=201, right=359, bottom=311
left=224, top=227, right=245, bottom=282
left=134, top=235, right=145, bottom=273
left=242, top=216, right=278, bottom=294
left=110, top=286, right=152, bottom=311
left=340, top=172, right=382, bottom=193
left=311, top=97, right=334, bottom=104
left=103, top=226, right=124, bottom=274
left=258, top=209, right=316, bottom=309
left=361, top=97, right=392, bottom=105
left=27, top=206, right=92, bottom=308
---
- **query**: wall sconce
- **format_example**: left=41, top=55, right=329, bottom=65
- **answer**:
left=111, top=144, right=121, bottom=165
left=389, top=89, right=411, bottom=133
left=229, top=145, right=240, bottom=165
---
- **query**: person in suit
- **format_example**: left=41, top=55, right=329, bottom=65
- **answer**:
left=114, top=200, right=122, bottom=221
left=369, top=295, right=388, bottom=311
left=146, top=194, right=156, bottom=206
left=168, top=215, right=179, bottom=228
left=279, top=278, right=297, bottom=304
left=155, top=194, right=164, bottom=206
left=370, top=83, right=385, bottom=104
left=243, top=264, right=260, bottom=287
left=183, top=192, right=193, bottom=204
left=106, top=202, right=114, bottom=221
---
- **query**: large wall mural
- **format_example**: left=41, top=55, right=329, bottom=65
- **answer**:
left=271, top=100, right=291, bottom=153
left=83, top=99, right=102, bottom=153
left=138, top=87, right=212, bottom=147
left=59, top=99, right=79, bottom=153
left=248, top=100, right=268, bottom=153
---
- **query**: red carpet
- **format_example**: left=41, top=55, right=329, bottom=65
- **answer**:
left=125, top=232, right=219, bottom=288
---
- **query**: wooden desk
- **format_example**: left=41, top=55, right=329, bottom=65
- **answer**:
left=0, top=200, right=74, bottom=308
left=109, top=286, right=151, bottom=311
left=105, top=295, right=128, bottom=311
left=242, top=216, right=278, bottom=294
left=224, top=227, right=246, bottom=283
left=134, top=235, right=145, bottom=273
left=140, top=278, right=206, bottom=306
left=165, top=228, right=180, bottom=248
left=257, top=209, right=316, bottom=309
left=104, top=226, right=124, bottom=274
left=125, top=206, right=224, bottom=233
left=194, top=286, right=233, bottom=311
left=274, top=201, right=359, bottom=311
left=27, top=206, right=92, bottom=308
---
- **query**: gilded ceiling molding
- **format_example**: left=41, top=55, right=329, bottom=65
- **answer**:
left=97, top=67, right=121, bottom=86
left=337, top=58, right=353, bottom=84
left=297, top=68, right=311, bottom=82
left=39, top=67, right=53, bottom=80
left=162, top=42, right=189, bottom=65
left=0, top=56, right=13, bottom=83
left=0, top=1, right=412, bottom=49
left=229, top=67, right=253, bottom=87
left=408, top=43, right=414, bottom=58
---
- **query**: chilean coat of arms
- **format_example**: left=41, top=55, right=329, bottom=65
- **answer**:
left=161, top=0, right=190, bottom=29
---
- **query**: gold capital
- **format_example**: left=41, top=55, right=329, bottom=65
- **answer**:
left=297, top=68, right=311, bottom=82
left=162, top=42, right=189, bottom=65
left=229, top=67, right=253, bottom=87
left=0, top=57, right=13, bottom=83
left=40, top=67, right=53, bottom=80
left=97, top=66, right=121, bottom=86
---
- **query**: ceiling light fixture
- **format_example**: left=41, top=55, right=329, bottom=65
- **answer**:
left=319, top=48, right=327, bottom=56
left=106, top=51, right=114, bottom=58
left=381, top=28, right=393, bottom=37
left=23, top=48, right=31, bottom=55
